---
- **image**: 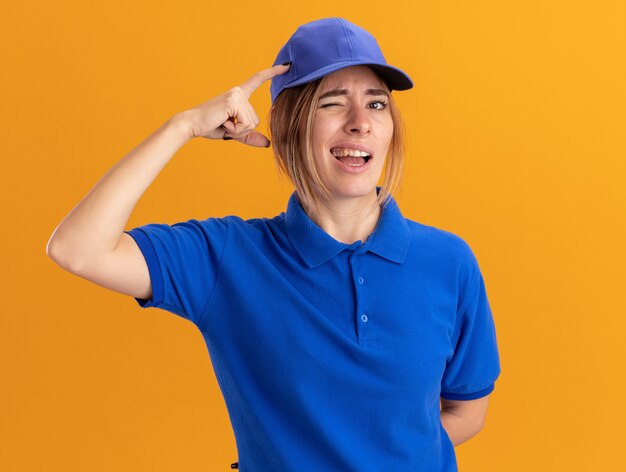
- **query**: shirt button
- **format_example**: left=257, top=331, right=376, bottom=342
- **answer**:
left=361, top=314, right=369, bottom=323
left=358, top=277, right=364, bottom=285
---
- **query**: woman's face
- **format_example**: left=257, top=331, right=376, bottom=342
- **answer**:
left=310, top=65, right=393, bottom=203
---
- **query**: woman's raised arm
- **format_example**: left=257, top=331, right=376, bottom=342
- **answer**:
left=46, top=64, right=290, bottom=298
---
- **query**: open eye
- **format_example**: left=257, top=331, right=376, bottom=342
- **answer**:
left=369, top=100, right=389, bottom=110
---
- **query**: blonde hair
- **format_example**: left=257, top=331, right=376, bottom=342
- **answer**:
left=268, top=68, right=406, bottom=223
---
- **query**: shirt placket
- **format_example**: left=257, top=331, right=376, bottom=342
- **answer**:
left=348, top=246, right=369, bottom=345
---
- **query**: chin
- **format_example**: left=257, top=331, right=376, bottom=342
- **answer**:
left=326, top=181, right=379, bottom=201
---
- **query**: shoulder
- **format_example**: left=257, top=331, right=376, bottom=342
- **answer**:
left=401, top=217, right=481, bottom=282
left=217, top=213, right=286, bottom=233
left=191, top=213, right=288, bottom=249
left=405, top=218, right=475, bottom=259
left=404, top=219, right=485, bottom=304
left=192, top=212, right=286, bottom=231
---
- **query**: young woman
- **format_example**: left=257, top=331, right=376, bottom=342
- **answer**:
left=48, top=17, right=501, bottom=472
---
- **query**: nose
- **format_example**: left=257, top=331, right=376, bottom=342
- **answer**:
left=343, top=105, right=371, bottom=134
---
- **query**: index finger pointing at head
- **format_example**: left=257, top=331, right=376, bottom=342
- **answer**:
left=239, top=63, right=291, bottom=98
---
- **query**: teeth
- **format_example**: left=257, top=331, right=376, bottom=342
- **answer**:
left=330, top=148, right=371, bottom=157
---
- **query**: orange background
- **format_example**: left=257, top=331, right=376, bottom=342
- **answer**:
left=3, top=1, right=625, bottom=470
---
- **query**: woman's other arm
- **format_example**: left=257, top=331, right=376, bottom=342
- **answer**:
left=440, top=396, right=490, bottom=447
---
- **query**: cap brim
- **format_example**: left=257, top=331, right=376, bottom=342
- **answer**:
left=282, top=61, right=413, bottom=92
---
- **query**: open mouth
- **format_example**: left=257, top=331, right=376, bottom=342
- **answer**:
left=330, top=147, right=372, bottom=167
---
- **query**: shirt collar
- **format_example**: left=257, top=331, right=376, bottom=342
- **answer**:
left=284, top=191, right=411, bottom=268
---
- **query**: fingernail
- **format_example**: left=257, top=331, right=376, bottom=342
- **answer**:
left=223, top=136, right=233, bottom=141
left=282, top=61, right=292, bottom=66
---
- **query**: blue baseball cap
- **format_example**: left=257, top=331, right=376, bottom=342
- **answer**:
left=270, top=17, right=414, bottom=104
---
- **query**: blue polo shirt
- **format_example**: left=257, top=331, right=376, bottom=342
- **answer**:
left=124, top=192, right=501, bottom=472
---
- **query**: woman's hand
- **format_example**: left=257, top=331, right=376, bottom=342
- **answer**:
left=180, top=63, right=290, bottom=147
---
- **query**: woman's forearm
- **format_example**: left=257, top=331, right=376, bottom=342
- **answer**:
left=47, top=113, right=192, bottom=269
left=440, top=408, right=482, bottom=447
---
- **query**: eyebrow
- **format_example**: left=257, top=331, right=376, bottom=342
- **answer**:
left=318, top=88, right=390, bottom=100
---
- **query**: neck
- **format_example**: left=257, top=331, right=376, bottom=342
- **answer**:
left=309, top=191, right=382, bottom=244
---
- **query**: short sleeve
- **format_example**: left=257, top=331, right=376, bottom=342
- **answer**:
left=440, top=244, right=501, bottom=400
left=123, top=217, right=229, bottom=326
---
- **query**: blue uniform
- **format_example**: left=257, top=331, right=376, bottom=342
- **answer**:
left=124, top=192, right=501, bottom=471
